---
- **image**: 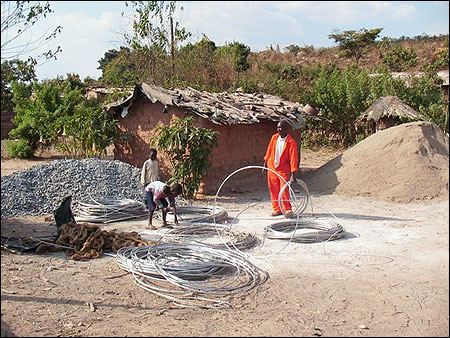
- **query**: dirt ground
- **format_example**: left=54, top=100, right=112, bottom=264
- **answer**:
left=1, top=147, right=449, bottom=337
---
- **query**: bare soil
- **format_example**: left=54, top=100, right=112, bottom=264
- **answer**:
left=1, top=146, right=449, bottom=337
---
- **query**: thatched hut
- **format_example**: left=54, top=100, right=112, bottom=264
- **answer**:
left=357, top=96, right=420, bottom=133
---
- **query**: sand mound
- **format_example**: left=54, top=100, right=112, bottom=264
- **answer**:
left=304, top=121, right=449, bottom=202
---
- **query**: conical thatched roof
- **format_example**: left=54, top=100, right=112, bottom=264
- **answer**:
left=357, top=96, right=420, bottom=123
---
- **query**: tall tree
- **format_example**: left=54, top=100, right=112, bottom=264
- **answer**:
left=1, top=58, right=36, bottom=112
left=97, top=47, right=130, bottom=73
left=328, top=27, right=383, bottom=65
left=1, top=1, right=62, bottom=61
left=215, top=41, right=251, bottom=85
left=122, top=1, right=190, bottom=82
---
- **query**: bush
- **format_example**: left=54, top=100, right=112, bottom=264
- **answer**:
left=6, top=139, right=34, bottom=158
left=149, top=116, right=218, bottom=199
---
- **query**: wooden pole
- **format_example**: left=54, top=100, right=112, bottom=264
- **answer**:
left=170, top=16, right=175, bottom=77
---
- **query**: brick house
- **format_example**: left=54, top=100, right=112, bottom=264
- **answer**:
left=107, top=84, right=307, bottom=194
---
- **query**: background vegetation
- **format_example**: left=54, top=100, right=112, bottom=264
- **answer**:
left=2, top=1, right=448, bottom=165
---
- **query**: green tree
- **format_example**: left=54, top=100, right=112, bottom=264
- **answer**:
left=149, top=116, right=218, bottom=199
left=328, top=27, right=383, bottom=65
left=100, top=48, right=142, bottom=86
left=230, top=41, right=251, bottom=78
left=97, top=48, right=124, bottom=73
left=175, top=36, right=219, bottom=89
left=56, top=101, right=118, bottom=158
left=1, top=58, right=36, bottom=112
left=123, top=1, right=191, bottom=81
left=284, top=44, right=301, bottom=54
left=215, top=41, right=251, bottom=85
left=1, top=1, right=62, bottom=61
left=8, top=75, right=117, bottom=158
left=312, top=65, right=372, bottom=146
left=9, top=78, right=84, bottom=153
left=379, top=38, right=418, bottom=71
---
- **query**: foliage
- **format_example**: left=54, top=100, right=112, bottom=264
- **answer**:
left=149, top=116, right=218, bottom=198
left=284, top=44, right=300, bottom=54
left=6, top=138, right=33, bottom=158
left=1, top=1, right=62, bottom=61
left=1, top=58, right=36, bottom=112
left=431, top=36, right=449, bottom=69
left=124, top=1, right=190, bottom=51
left=8, top=75, right=117, bottom=158
left=303, top=64, right=448, bottom=147
left=311, top=65, right=372, bottom=146
left=9, top=80, right=68, bottom=152
left=103, top=88, right=132, bottom=105
left=55, top=102, right=118, bottom=158
left=379, top=38, right=418, bottom=71
left=215, top=41, right=251, bottom=85
left=174, top=36, right=220, bottom=90
left=122, top=0, right=190, bottom=82
left=97, top=47, right=129, bottom=72
left=100, top=48, right=143, bottom=86
left=328, top=27, right=383, bottom=64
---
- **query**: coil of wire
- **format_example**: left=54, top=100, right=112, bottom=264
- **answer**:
left=160, top=205, right=228, bottom=224
left=278, top=178, right=311, bottom=217
left=264, top=218, right=344, bottom=243
left=164, top=222, right=261, bottom=251
left=75, top=197, right=148, bottom=223
left=115, top=243, right=269, bottom=308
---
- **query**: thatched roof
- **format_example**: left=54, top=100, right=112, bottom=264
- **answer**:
left=107, top=83, right=307, bottom=130
left=357, top=96, right=420, bottom=123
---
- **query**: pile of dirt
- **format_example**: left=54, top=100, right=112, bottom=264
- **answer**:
left=303, top=121, right=449, bottom=202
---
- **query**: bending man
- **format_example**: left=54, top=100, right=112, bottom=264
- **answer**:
left=144, top=181, right=183, bottom=230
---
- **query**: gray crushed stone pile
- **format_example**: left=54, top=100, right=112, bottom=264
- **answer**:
left=1, top=158, right=142, bottom=218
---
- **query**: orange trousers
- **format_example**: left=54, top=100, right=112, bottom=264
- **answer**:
left=267, top=169, right=291, bottom=212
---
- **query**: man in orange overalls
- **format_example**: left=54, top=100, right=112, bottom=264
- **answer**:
left=263, top=120, right=299, bottom=218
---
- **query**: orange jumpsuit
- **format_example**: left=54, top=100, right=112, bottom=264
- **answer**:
left=264, top=133, right=299, bottom=213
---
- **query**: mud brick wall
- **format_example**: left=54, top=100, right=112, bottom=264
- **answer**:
left=1, top=111, right=16, bottom=139
left=113, top=96, right=302, bottom=194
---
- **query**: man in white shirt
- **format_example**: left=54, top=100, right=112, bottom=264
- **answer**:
left=141, top=148, right=159, bottom=208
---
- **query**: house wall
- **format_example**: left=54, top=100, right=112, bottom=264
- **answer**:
left=113, top=97, right=302, bottom=195
left=1, top=111, right=16, bottom=139
left=442, top=84, right=449, bottom=101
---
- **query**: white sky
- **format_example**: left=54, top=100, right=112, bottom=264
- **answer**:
left=2, top=1, right=449, bottom=81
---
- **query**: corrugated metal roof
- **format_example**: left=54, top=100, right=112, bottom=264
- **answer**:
left=107, top=83, right=307, bottom=130
left=369, top=70, right=449, bottom=86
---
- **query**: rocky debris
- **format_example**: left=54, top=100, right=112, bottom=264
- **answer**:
left=1, top=158, right=142, bottom=218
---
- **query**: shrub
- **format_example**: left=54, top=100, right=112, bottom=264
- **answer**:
left=6, top=139, right=33, bottom=158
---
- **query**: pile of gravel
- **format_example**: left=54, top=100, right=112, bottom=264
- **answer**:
left=1, top=158, right=143, bottom=218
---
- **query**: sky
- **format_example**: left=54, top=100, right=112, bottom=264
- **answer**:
left=1, top=1, right=449, bottom=81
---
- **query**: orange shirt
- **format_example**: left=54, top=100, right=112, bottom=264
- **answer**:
left=264, top=133, right=298, bottom=173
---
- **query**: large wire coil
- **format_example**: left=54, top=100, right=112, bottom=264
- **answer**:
left=264, top=218, right=344, bottom=243
left=278, top=178, right=312, bottom=216
left=163, top=205, right=229, bottom=224
left=115, top=243, right=269, bottom=308
left=164, top=223, right=261, bottom=251
left=75, top=197, right=147, bottom=223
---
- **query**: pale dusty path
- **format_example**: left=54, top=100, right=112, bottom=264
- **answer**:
left=1, top=192, right=448, bottom=337
left=1, top=146, right=448, bottom=337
